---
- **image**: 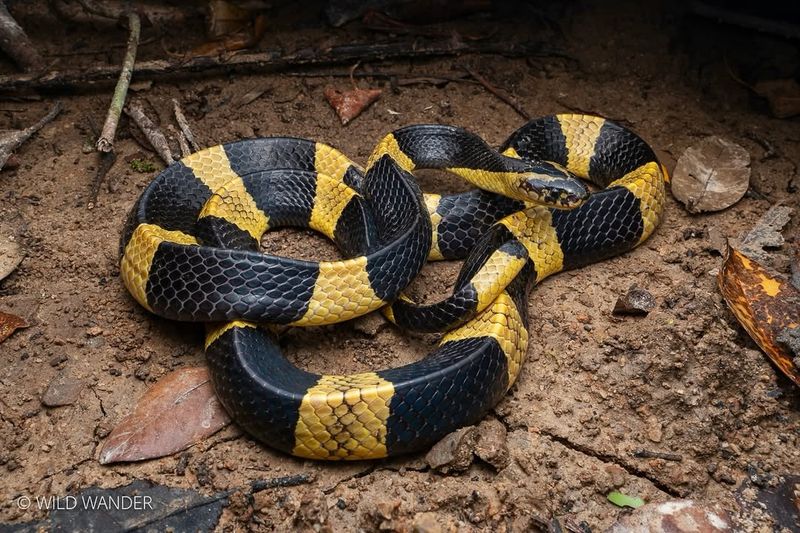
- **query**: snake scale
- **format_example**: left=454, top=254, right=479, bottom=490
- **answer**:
left=120, top=114, right=668, bottom=460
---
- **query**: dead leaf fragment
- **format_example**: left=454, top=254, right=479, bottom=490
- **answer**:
left=324, top=86, right=382, bottom=125
left=671, top=136, right=750, bottom=213
left=195, top=2, right=267, bottom=56
left=207, top=0, right=250, bottom=37
left=99, top=367, right=231, bottom=464
left=718, top=247, right=800, bottom=386
left=753, top=79, right=800, bottom=119
left=0, top=310, right=27, bottom=343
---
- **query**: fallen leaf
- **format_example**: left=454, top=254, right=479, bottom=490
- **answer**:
left=324, top=86, right=382, bottom=125
left=207, top=0, right=250, bottom=37
left=718, top=247, right=800, bottom=386
left=0, top=310, right=27, bottom=343
left=194, top=2, right=267, bottom=56
left=99, top=367, right=231, bottom=464
left=671, top=136, right=750, bottom=213
left=607, top=491, right=645, bottom=509
left=753, top=79, right=800, bottom=119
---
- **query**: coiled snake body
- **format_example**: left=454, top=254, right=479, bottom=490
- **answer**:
left=120, top=114, right=668, bottom=460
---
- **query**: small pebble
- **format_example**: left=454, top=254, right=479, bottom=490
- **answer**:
left=613, top=285, right=656, bottom=315
left=42, top=374, right=84, bottom=407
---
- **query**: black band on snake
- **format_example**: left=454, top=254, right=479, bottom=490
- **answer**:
left=119, top=114, right=668, bottom=460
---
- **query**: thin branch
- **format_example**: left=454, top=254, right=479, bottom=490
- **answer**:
left=172, top=99, right=199, bottom=152
left=0, top=101, right=62, bottom=169
left=87, top=151, right=117, bottom=209
left=0, top=1, right=43, bottom=71
left=0, top=40, right=556, bottom=92
left=463, top=64, right=530, bottom=120
left=125, top=101, right=174, bottom=165
left=96, top=11, right=141, bottom=153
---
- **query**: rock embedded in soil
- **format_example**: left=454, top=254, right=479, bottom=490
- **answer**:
left=473, top=418, right=510, bottom=470
left=613, top=285, right=656, bottom=316
left=41, top=373, right=84, bottom=407
left=425, top=426, right=477, bottom=473
left=737, top=204, right=794, bottom=262
left=606, top=499, right=733, bottom=532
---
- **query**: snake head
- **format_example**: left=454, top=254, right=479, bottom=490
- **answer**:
left=516, top=161, right=589, bottom=209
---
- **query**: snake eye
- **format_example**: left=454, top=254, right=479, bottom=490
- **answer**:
left=518, top=162, right=589, bottom=208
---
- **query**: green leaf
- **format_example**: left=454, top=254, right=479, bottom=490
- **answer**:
left=607, top=491, right=645, bottom=508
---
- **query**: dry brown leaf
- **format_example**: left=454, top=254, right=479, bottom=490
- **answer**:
left=753, top=79, right=800, bottom=119
left=207, top=0, right=250, bottom=37
left=0, top=310, right=27, bottom=343
left=99, top=367, right=231, bottom=464
left=324, top=86, right=382, bottom=125
left=195, top=5, right=267, bottom=57
left=671, top=136, right=750, bottom=213
left=718, top=247, right=800, bottom=386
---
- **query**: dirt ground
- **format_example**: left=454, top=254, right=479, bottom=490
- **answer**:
left=1, top=0, right=798, bottom=531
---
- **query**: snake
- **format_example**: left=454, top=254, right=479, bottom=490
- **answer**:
left=119, top=114, right=668, bottom=460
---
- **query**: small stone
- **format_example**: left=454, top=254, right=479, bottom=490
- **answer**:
left=49, top=354, right=68, bottom=367
left=86, top=326, right=103, bottom=337
left=646, top=417, right=663, bottom=443
left=86, top=336, right=105, bottom=349
left=42, top=374, right=84, bottom=407
left=706, top=227, right=728, bottom=255
left=413, top=512, right=443, bottom=533
left=607, top=500, right=732, bottom=532
left=425, top=426, right=477, bottom=474
left=94, top=422, right=112, bottom=439
left=473, top=418, right=510, bottom=470
left=613, top=285, right=656, bottom=316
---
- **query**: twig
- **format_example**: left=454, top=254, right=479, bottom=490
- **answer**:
left=125, top=101, right=174, bottom=165
left=249, top=473, right=312, bottom=493
left=0, top=1, right=43, bottom=71
left=0, top=40, right=556, bottom=92
left=176, top=129, right=191, bottom=158
left=631, top=449, right=683, bottom=462
left=96, top=11, right=140, bottom=153
left=46, top=37, right=158, bottom=57
left=87, top=151, right=117, bottom=208
left=0, top=101, right=62, bottom=170
left=463, top=65, right=530, bottom=120
left=172, top=99, right=199, bottom=152
left=283, top=70, right=476, bottom=84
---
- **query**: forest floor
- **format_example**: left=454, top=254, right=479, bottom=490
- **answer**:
left=0, top=1, right=798, bottom=531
